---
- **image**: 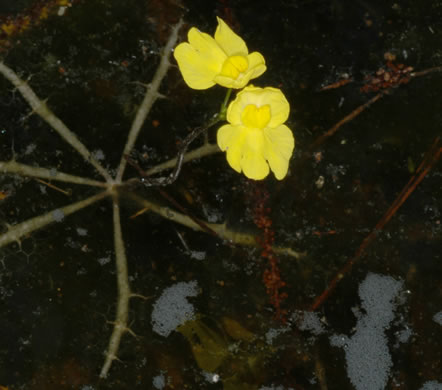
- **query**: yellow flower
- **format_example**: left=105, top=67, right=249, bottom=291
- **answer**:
left=217, top=86, right=295, bottom=180
left=173, top=17, right=266, bottom=90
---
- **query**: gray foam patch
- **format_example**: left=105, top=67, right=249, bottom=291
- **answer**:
left=151, top=281, right=199, bottom=337
left=330, top=273, right=403, bottom=390
left=420, top=381, right=442, bottom=390
left=292, top=310, right=326, bottom=336
left=432, top=311, right=442, bottom=326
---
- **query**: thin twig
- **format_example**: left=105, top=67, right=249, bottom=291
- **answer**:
left=320, top=78, right=354, bottom=91
left=304, top=93, right=384, bottom=155
left=34, top=178, right=71, bottom=195
left=410, top=65, right=442, bottom=78
left=309, top=137, right=441, bottom=311
left=307, top=65, right=441, bottom=156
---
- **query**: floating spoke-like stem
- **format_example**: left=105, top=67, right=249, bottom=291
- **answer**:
left=145, top=142, right=221, bottom=176
left=100, top=198, right=132, bottom=378
left=126, top=116, right=221, bottom=187
left=0, top=160, right=107, bottom=187
left=125, top=192, right=304, bottom=259
left=0, top=61, right=113, bottom=183
left=116, top=19, right=183, bottom=182
left=123, top=142, right=221, bottom=188
left=0, top=190, right=109, bottom=248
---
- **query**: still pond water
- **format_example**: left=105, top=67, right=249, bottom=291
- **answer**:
left=0, top=0, right=441, bottom=389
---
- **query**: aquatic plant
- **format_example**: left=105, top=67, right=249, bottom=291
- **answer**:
left=0, top=15, right=300, bottom=379
left=2, top=3, right=440, bottom=388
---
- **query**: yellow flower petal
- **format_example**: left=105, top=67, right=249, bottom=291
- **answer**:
left=174, top=28, right=226, bottom=90
left=217, top=124, right=247, bottom=173
left=226, top=86, right=266, bottom=124
left=214, top=51, right=266, bottom=89
left=214, top=17, right=248, bottom=56
left=174, top=19, right=266, bottom=90
left=263, top=124, right=295, bottom=179
left=219, top=55, right=249, bottom=79
left=213, top=73, right=250, bottom=89
left=226, top=88, right=251, bottom=125
left=173, top=43, right=215, bottom=89
left=246, top=52, right=266, bottom=79
left=187, top=28, right=226, bottom=62
left=241, top=129, right=269, bottom=179
left=243, top=87, right=289, bottom=126
left=241, top=104, right=271, bottom=128
left=226, top=86, right=289, bottom=126
left=242, top=152, right=269, bottom=180
left=261, top=89, right=290, bottom=128
left=219, top=86, right=294, bottom=180
left=217, top=124, right=236, bottom=151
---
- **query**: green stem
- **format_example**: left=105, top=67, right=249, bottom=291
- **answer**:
left=218, top=88, right=232, bottom=121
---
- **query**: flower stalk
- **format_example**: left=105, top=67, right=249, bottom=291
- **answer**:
left=219, top=88, right=232, bottom=121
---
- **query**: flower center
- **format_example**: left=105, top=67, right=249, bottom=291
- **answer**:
left=241, top=104, right=271, bottom=128
left=219, top=55, right=249, bottom=79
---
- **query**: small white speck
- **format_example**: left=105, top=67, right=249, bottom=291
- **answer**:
left=315, top=175, right=325, bottom=189
left=76, top=228, right=88, bottom=236
left=52, top=209, right=65, bottom=222
left=190, top=251, right=206, bottom=261
left=98, top=257, right=111, bottom=266
left=25, top=144, right=37, bottom=155
left=338, top=96, right=345, bottom=108
left=58, top=6, right=67, bottom=16
left=202, top=371, right=220, bottom=383
left=92, top=149, right=105, bottom=161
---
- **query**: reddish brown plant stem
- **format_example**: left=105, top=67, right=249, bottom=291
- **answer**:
left=320, top=78, right=354, bottom=91
left=410, top=66, right=442, bottom=78
left=303, top=65, right=441, bottom=310
left=310, top=65, right=441, bottom=156
left=309, top=136, right=441, bottom=311
left=251, top=183, right=288, bottom=321
left=304, top=92, right=384, bottom=156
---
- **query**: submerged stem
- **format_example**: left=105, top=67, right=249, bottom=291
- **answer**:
left=100, top=198, right=132, bottom=378
left=0, top=62, right=113, bottom=183
left=115, top=19, right=183, bottom=183
left=0, top=191, right=109, bottom=249
left=0, top=160, right=107, bottom=188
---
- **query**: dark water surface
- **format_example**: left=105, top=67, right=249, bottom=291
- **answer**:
left=0, top=0, right=441, bottom=389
